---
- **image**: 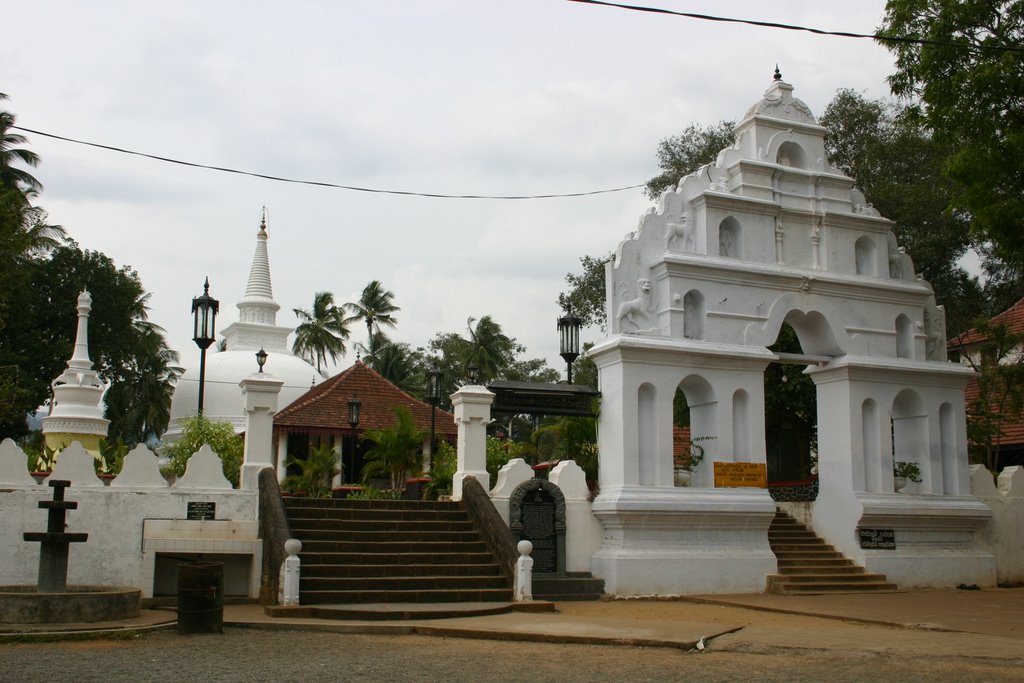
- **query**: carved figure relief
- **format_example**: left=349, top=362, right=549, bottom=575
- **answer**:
left=616, top=279, right=656, bottom=333
left=664, top=212, right=695, bottom=252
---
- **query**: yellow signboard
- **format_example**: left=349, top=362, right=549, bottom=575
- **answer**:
left=714, top=461, right=767, bottom=488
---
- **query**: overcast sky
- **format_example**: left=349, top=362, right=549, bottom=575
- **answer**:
left=3, top=1, right=897, bottom=377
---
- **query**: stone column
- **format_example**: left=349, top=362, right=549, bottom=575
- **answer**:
left=451, top=385, right=494, bottom=501
left=276, top=432, right=289, bottom=483
left=240, top=373, right=284, bottom=490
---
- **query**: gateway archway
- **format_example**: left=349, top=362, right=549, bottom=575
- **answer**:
left=588, top=74, right=993, bottom=596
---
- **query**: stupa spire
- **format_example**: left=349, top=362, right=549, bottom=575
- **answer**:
left=243, top=206, right=274, bottom=302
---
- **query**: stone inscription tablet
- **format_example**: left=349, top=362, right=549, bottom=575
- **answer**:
left=186, top=501, right=216, bottom=520
left=520, top=490, right=557, bottom=573
left=858, top=528, right=896, bottom=550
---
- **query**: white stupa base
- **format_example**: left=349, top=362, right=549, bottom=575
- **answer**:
left=591, top=485, right=777, bottom=595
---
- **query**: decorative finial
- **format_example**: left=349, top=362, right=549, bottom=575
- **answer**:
left=203, top=276, right=210, bottom=295
left=773, top=64, right=782, bottom=81
left=259, top=206, right=268, bottom=233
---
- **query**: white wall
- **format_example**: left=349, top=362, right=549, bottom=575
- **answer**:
left=972, top=465, right=1024, bottom=586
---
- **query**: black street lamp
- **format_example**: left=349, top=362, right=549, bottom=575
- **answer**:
left=557, top=307, right=582, bottom=384
left=347, top=393, right=361, bottom=484
left=426, top=366, right=442, bottom=472
left=191, top=277, right=219, bottom=415
left=255, top=347, right=268, bottom=373
left=466, top=362, right=480, bottom=385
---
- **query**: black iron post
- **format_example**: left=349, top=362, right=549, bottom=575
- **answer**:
left=191, top=277, right=219, bottom=415
left=558, top=307, right=581, bottom=384
left=426, top=366, right=442, bottom=472
left=347, top=393, right=361, bottom=484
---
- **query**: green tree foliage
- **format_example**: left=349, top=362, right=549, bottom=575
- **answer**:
left=360, top=405, right=426, bottom=489
left=950, top=320, right=1024, bottom=473
left=531, top=414, right=599, bottom=480
left=0, top=93, right=42, bottom=194
left=424, top=315, right=558, bottom=410
left=645, top=121, right=736, bottom=199
left=368, top=333, right=426, bottom=395
left=820, top=89, right=988, bottom=334
left=557, top=254, right=612, bottom=332
left=292, top=290, right=351, bottom=373
left=880, top=1, right=1024, bottom=263
left=282, top=444, right=340, bottom=497
left=162, top=415, right=244, bottom=488
left=346, top=280, right=399, bottom=359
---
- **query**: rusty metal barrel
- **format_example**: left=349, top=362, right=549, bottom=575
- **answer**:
left=176, top=562, right=223, bottom=634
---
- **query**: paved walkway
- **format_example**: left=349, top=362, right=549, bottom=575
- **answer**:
left=3, top=587, right=1022, bottom=660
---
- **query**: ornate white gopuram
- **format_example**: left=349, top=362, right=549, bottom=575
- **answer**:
left=590, top=72, right=995, bottom=593
left=41, top=291, right=110, bottom=455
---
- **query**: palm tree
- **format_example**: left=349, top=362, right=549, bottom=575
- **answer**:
left=346, top=280, right=399, bottom=359
left=360, top=405, right=427, bottom=490
left=464, top=315, right=517, bottom=382
left=368, top=335, right=424, bottom=395
left=293, top=291, right=351, bottom=374
left=0, top=93, right=42, bottom=195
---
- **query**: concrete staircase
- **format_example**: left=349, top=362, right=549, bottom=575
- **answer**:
left=766, top=509, right=898, bottom=594
left=283, top=497, right=513, bottom=605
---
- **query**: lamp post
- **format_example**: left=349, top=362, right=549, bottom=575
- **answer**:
left=255, top=347, right=268, bottom=373
left=557, top=307, right=581, bottom=384
left=466, top=362, right=480, bottom=385
left=426, top=366, right=442, bottom=472
left=347, top=393, right=361, bottom=484
left=191, top=277, right=219, bottom=415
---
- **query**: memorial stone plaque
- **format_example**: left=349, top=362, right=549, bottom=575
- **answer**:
left=858, top=528, right=896, bottom=549
left=186, top=501, right=216, bottom=520
left=519, top=489, right=557, bottom=573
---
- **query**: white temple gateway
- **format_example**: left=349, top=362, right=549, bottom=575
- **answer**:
left=166, top=213, right=321, bottom=439
left=588, top=72, right=995, bottom=594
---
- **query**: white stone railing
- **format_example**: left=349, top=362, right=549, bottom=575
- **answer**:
left=970, top=465, right=1024, bottom=586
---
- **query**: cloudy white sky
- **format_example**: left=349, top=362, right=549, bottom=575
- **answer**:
left=3, top=1, right=898, bottom=377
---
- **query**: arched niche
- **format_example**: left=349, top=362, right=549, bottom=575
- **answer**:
left=896, top=314, right=915, bottom=359
left=891, top=389, right=927, bottom=481
left=732, top=389, right=750, bottom=457
left=683, top=290, right=706, bottom=340
left=776, top=141, right=807, bottom=169
left=638, top=383, right=656, bottom=486
left=855, top=236, right=876, bottom=276
left=939, top=402, right=956, bottom=495
left=509, top=478, right=567, bottom=575
left=678, top=375, right=717, bottom=460
left=719, top=217, right=742, bottom=259
left=861, top=398, right=881, bottom=492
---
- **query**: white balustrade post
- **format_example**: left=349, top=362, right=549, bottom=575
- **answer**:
left=515, top=540, right=534, bottom=601
left=240, top=373, right=284, bottom=490
left=451, top=385, right=494, bottom=501
left=282, top=538, right=302, bottom=606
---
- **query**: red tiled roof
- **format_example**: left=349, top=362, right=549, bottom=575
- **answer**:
left=963, top=376, right=1024, bottom=447
left=274, top=361, right=457, bottom=439
left=949, top=297, right=1024, bottom=348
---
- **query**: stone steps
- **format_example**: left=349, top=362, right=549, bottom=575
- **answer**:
left=766, top=510, right=898, bottom=595
left=283, top=497, right=513, bottom=605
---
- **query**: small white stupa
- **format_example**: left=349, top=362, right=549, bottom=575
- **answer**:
left=166, top=211, right=321, bottom=438
left=41, top=290, right=110, bottom=455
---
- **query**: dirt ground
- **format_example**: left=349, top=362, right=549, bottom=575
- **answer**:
left=2, top=599, right=1021, bottom=682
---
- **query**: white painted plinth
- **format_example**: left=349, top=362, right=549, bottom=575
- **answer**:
left=591, top=485, right=777, bottom=595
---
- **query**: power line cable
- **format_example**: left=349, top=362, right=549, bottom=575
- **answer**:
left=567, top=0, right=1024, bottom=53
left=11, top=125, right=644, bottom=200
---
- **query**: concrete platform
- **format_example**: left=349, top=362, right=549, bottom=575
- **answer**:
left=3, top=587, right=1022, bottom=655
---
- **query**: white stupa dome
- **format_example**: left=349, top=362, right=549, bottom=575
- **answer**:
left=166, top=211, right=322, bottom=439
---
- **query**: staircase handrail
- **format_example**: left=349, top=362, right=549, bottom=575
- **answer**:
left=258, top=467, right=293, bottom=605
left=460, top=475, right=518, bottom=583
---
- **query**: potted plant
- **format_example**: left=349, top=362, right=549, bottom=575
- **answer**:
left=674, top=436, right=709, bottom=487
left=893, top=460, right=922, bottom=492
